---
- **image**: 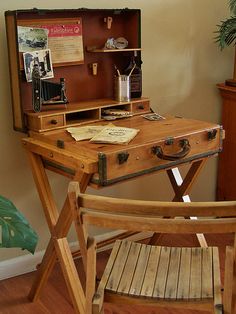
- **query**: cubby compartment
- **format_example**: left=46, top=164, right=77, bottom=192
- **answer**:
left=101, top=103, right=131, bottom=117
left=65, top=109, right=99, bottom=125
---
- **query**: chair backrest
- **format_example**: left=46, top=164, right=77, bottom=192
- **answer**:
left=68, top=182, right=236, bottom=314
left=68, top=181, right=236, bottom=250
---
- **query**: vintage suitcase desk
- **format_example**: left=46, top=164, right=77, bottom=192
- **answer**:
left=21, top=113, right=223, bottom=310
left=5, top=8, right=223, bottom=312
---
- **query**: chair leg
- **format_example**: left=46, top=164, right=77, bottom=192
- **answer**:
left=86, top=237, right=96, bottom=314
left=232, top=257, right=236, bottom=313
left=96, top=307, right=105, bottom=314
left=223, top=246, right=235, bottom=314
left=214, top=304, right=223, bottom=314
left=92, top=295, right=105, bottom=314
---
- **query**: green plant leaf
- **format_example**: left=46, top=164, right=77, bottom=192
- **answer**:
left=215, top=0, right=236, bottom=49
left=229, top=0, right=236, bottom=15
left=0, top=195, right=38, bottom=254
left=215, top=17, right=236, bottom=49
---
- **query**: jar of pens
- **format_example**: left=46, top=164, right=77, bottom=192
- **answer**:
left=114, top=64, right=136, bottom=102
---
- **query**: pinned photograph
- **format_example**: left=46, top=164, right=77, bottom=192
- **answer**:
left=23, top=49, right=54, bottom=82
left=18, top=26, right=48, bottom=52
left=142, top=113, right=165, bottom=121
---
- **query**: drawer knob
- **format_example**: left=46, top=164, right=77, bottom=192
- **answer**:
left=51, top=119, right=58, bottom=125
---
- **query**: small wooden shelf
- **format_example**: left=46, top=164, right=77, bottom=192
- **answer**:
left=87, top=48, right=141, bottom=53
left=25, top=97, right=150, bottom=132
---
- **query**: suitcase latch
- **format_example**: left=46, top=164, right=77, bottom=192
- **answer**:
left=165, top=137, right=174, bottom=145
left=57, top=140, right=65, bottom=149
left=117, top=152, right=129, bottom=164
left=207, top=129, right=217, bottom=140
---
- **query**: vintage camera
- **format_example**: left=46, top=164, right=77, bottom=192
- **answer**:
left=32, top=62, right=68, bottom=112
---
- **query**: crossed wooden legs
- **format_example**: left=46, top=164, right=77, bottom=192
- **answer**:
left=149, top=159, right=207, bottom=247
left=27, top=151, right=91, bottom=313
left=167, top=159, right=207, bottom=202
left=27, top=151, right=208, bottom=313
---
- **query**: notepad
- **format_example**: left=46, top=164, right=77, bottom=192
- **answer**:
left=67, top=125, right=109, bottom=141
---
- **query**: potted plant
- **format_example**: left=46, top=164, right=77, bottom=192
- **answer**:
left=0, top=195, right=38, bottom=254
left=215, top=0, right=236, bottom=86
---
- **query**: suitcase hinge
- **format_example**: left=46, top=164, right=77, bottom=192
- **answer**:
left=98, top=153, right=107, bottom=184
left=165, top=137, right=174, bottom=145
left=207, top=129, right=217, bottom=140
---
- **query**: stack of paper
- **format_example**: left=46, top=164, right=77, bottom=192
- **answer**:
left=67, top=124, right=139, bottom=144
left=67, top=125, right=108, bottom=141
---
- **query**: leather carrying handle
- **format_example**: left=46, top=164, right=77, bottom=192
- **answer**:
left=153, top=139, right=190, bottom=161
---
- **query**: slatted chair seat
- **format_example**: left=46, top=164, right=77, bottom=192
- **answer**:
left=102, top=241, right=218, bottom=300
left=67, top=182, right=236, bottom=314
left=94, top=241, right=221, bottom=312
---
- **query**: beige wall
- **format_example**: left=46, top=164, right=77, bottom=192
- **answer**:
left=0, top=0, right=232, bottom=261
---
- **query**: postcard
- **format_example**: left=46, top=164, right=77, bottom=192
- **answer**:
left=18, top=26, right=48, bottom=52
left=142, top=113, right=165, bottom=121
left=67, top=124, right=113, bottom=141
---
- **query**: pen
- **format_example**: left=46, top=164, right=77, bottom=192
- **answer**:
left=114, top=64, right=121, bottom=76
left=128, top=64, right=136, bottom=77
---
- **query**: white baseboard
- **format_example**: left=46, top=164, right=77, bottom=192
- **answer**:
left=0, top=249, right=45, bottom=280
left=0, top=231, right=152, bottom=280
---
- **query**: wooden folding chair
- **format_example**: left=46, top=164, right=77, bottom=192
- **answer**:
left=67, top=182, right=236, bottom=314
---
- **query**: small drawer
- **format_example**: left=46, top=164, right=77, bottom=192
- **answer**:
left=132, top=100, right=150, bottom=113
left=41, top=115, right=64, bottom=130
